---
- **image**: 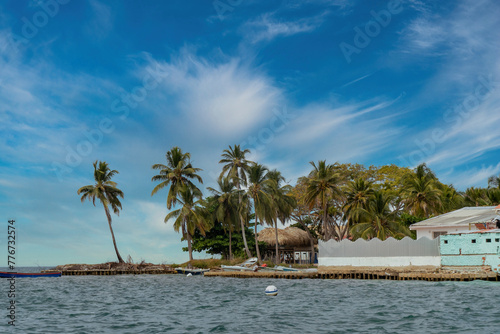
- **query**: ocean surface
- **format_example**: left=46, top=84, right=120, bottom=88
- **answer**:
left=1, top=268, right=500, bottom=333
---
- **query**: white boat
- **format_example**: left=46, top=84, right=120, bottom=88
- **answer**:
left=221, top=257, right=258, bottom=272
left=175, top=267, right=210, bottom=275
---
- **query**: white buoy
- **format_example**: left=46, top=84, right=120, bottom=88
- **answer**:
left=186, top=273, right=193, bottom=277
left=265, top=285, right=278, bottom=296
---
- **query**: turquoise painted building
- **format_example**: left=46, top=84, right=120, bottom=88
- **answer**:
left=440, top=230, right=500, bottom=272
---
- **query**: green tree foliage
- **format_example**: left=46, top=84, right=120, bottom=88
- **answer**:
left=219, top=144, right=254, bottom=258
left=266, top=169, right=296, bottom=264
left=151, top=147, right=203, bottom=209
left=77, top=161, right=125, bottom=263
left=304, top=160, right=343, bottom=240
left=351, top=191, right=411, bottom=240
left=185, top=221, right=257, bottom=259
left=400, top=163, right=443, bottom=218
left=206, top=178, right=244, bottom=260
left=164, top=186, right=211, bottom=262
left=246, top=163, right=274, bottom=263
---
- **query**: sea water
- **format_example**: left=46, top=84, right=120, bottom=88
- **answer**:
left=1, top=271, right=500, bottom=333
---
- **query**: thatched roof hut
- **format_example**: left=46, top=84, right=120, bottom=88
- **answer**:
left=257, top=227, right=316, bottom=247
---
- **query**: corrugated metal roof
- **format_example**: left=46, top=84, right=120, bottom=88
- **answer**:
left=410, top=207, right=498, bottom=229
left=447, top=228, right=500, bottom=235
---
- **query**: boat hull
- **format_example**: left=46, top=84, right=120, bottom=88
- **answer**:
left=0, top=271, right=62, bottom=278
left=220, top=265, right=256, bottom=272
left=175, top=268, right=209, bottom=275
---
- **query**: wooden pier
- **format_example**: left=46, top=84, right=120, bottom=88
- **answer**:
left=204, top=270, right=500, bottom=282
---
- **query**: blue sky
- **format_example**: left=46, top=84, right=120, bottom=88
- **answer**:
left=1, top=0, right=500, bottom=266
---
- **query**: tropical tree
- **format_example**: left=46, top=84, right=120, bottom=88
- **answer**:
left=400, top=163, right=442, bottom=218
left=266, top=169, right=296, bottom=264
left=304, top=161, right=343, bottom=240
left=151, top=147, right=203, bottom=209
left=343, top=178, right=375, bottom=225
left=207, top=177, right=243, bottom=260
left=246, top=163, right=273, bottom=263
left=488, top=173, right=500, bottom=190
left=464, top=187, right=488, bottom=207
left=164, top=186, right=211, bottom=262
left=290, top=180, right=319, bottom=263
left=219, top=145, right=254, bottom=258
left=351, top=191, right=410, bottom=240
left=439, top=184, right=465, bottom=213
left=77, top=161, right=125, bottom=263
left=187, top=220, right=257, bottom=259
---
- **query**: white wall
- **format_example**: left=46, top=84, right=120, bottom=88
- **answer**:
left=415, top=226, right=473, bottom=239
left=319, top=256, right=441, bottom=267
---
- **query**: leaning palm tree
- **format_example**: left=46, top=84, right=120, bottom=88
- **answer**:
left=400, top=163, right=442, bottom=218
left=219, top=145, right=253, bottom=258
left=266, top=169, right=296, bottom=264
left=351, top=191, right=410, bottom=240
left=77, top=161, right=125, bottom=263
left=151, top=147, right=203, bottom=209
left=164, top=186, right=211, bottom=262
left=246, top=163, right=274, bottom=264
left=207, top=177, right=243, bottom=260
left=304, top=161, right=343, bottom=240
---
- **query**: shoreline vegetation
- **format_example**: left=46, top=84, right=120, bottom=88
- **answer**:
left=76, top=144, right=500, bottom=268
left=50, top=258, right=316, bottom=272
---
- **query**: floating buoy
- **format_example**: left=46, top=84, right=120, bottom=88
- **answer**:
left=265, top=285, right=278, bottom=296
left=186, top=273, right=193, bottom=277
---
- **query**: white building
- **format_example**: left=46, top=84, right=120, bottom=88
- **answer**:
left=410, top=206, right=500, bottom=239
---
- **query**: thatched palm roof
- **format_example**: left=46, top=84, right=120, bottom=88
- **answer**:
left=257, top=227, right=315, bottom=247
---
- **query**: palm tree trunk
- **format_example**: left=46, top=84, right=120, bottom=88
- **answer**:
left=238, top=189, right=252, bottom=258
left=103, top=203, right=124, bottom=263
left=254, top=216, right=262, bottom=264
left=187, top=232, right=193, bottom=263
left=229, top=229, right=232, bottom=260
left=323, top=203, right=330, bottom=240
left=274, top=220, right=279, bottom=265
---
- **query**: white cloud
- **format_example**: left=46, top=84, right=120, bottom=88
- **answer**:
left=244, top=11, right=328, bottom=43
left=143, top=50, right=283, bottom=137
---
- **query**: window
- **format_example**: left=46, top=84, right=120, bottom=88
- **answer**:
left=444, top=240, right=448, bottom=244
left=433, top=231, right=447, bottom=239
left=496, top=238, right=499, bottom=242
left=486, top=239, right=492, bottom=243
left=472, top=239, right=476, bottom=244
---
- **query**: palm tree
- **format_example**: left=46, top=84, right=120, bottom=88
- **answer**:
left=219, top=145, right=253, bottom=258
left=290, top=180, right=319, bottom=264
left=400, top=163, right=442, bottom=218
left=488, top=173, right=500, bottom=190
left=164, top=186, right=211, bottom=262
left=207, top=177, right=243, bottom=260
left=439, top=184, right=465, bottom=213
left=77, top=161, right=125, bottom=263
left=151, top=147, right=203, bottom=209
left=266, top=169, right=296, bottom=264
left=343, top=178, right=375, bottom=225
left=351, top=191, right=410, bottom=240
left=246, top=163, right=273, bottom=263
left=464, top=187, right=488, bottom=207
left=304, top=161, right=343, bottom=240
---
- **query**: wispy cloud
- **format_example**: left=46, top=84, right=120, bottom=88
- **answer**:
left=394, top=0, right=500, bottom=185
left=84, top=0, right=114, bottom=40
left=243, top=11, right=328, bottom=43
left=143, top=50, right=283, bottom=137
